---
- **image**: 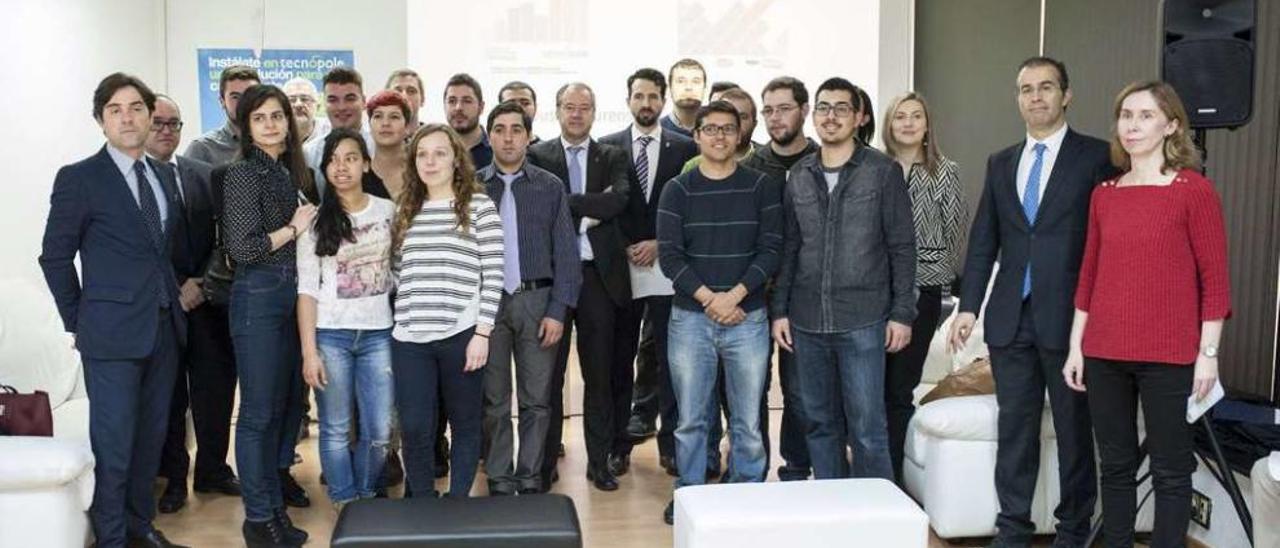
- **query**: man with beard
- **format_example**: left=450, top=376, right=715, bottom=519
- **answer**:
left=283, top=77, right=330, bottom=146
left=445, top=73, right=493, bottom=169
left=386, top=68, right=426, bottom=130
left=601, top=68, right=697, bottom=477
left=185, top=65, right=258, bottom=167
left=742, top=76, right=819, bottom=481
left=660, top=58, right=706, bottom=138
left=527, top=83, right=632, bottom=492
left=147, top=95, right=242, bottom=515
left=771, top=77, right=916, bottom=484
left=499, top=81, right=541, bottom=144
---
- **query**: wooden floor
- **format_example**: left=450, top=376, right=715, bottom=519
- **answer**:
left=151, top=410, right=1093, bottom=547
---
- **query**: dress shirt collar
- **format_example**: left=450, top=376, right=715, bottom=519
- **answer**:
left=1023, top=123, right=1069, bottom=157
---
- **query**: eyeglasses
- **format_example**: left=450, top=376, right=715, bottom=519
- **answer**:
left=761, top=104, right=798, bottom=118
left=151, top=119, right=184, bottom=132
left=698, top=124, right=739, bottom=137
left=814, top=103, right=856, bottom=118
left=287, top=94, right=316, bottom=105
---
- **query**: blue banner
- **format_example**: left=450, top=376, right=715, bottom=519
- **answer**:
left=197, top=48, right=355, bottom=133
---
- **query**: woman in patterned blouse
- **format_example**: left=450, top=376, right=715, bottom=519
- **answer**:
left=879, top=91, right=966, bottom=483
left=221, top=84, right=318, bottom=547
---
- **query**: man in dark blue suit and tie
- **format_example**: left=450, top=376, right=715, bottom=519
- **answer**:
left=949, top=57, right=1116, bottom=548
left=39, top=73, right=189, bottom=548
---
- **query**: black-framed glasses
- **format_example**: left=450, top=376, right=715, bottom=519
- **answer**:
left=698, top=124, right=739, bottom=137
left=814, top=103, right=856, bottom=118
left=151, top=119, right=184, bottom=131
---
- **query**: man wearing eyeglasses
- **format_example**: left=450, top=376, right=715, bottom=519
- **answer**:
left=283, top=77, right=330, bottom=146
left=741, top=76, right=819, bottom=483
left=146, top=95, right=243, bottom=514
left=770, top=77, right=917, bottom=483
left=657, top=100, right=782, bottom=525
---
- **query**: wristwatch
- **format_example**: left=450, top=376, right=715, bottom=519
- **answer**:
left=1201, top=345, right=1219, bottom=359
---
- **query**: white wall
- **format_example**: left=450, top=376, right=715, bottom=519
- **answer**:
left=0, top=0, right=166, bottom=284
left=407, top=0, right=910, bottom=144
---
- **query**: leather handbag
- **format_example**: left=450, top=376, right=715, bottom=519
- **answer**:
left=0, top=384, right=54, bottom=436
left=200, top=221, right=236, bottom=307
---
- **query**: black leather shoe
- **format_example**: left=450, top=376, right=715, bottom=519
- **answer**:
left=277, top=469, right=310, bottom=508
left=659, top=455, right=679, bottom=477
left=518, top=487, right=541, bottom=495
left=586, top=464, right=619, bottom=491
left=607, top=454, right=630, bottom=477
left=157, top=485, right=187, bottom=514
left=193, top=475, right=242, bottom=496
left=663, top=500, right=674, bottom=525
left=273, top=508, right=308, bottom=545
left=242, top=518, right=291, bottom=548
left=128, top=529, right=188, bottom=548
left=626, top=416, right=657, bottom=442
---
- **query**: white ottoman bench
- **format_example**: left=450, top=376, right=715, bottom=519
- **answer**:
left=673, top=478, right=928, bottom=548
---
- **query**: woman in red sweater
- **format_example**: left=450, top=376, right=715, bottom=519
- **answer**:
left=1062, top=81, right=1231, bottom=547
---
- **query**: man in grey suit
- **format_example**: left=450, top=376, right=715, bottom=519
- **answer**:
left=146, top=95, right=241, bottom=514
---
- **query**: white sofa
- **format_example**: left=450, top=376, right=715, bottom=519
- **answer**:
left=905, top=303, right=1154, bottom=539
left=0, top=277, right=94, bottom=548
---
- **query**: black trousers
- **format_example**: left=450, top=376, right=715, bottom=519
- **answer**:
left=619, top=296, right=675, bottom=458
left=160, top=303, right=237, bottom=487
left=988, top=299, right=1096, bottom=544
left=545, top=264, right=637, bottom=472
left=1086, top=358, right=1195, bottom=548
left=884, top=285, right=943, bottom=483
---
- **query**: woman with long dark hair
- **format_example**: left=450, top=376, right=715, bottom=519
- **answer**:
left=1063, top=81, right=1231, bottom=546
left=390, top=124, right=503, bottom=498
left=297, top=128, right=395, bottom=510
left=879, top=91, right=965, bottom=483
left=222, top=83, right=318, bottom=547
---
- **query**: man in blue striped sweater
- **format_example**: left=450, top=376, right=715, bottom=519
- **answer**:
left=657, top=100, right=783, bottom=525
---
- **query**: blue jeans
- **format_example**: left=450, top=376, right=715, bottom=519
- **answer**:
left=393, top=329, right=485, bottom=497
left=793, top=322, right=893, bottom=480
left=314, top=328, right=394, bottom=503
left=667, top=306, right=769, bottom=488
left=229, top=264, right=304, bottom=521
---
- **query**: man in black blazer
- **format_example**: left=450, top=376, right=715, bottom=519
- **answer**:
left=40, top=73, right=189, bottom=548
left=145, top=95, right=242, bottom=514
left=949, top=57, right=1116, bottom=548
left=527, top=82, right=633, bottom=491
left=600, top=68, right=698, bottom=476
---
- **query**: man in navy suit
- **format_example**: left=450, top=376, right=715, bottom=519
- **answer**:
left=600, top=67, right=698, bottom=477
left=527, top=82, right=633, bottom=492
left=949, top=57, right=1116, bottom=548
left=145, top=94, right=242, bottom=515
left=39, top=73, right=188, bottom=548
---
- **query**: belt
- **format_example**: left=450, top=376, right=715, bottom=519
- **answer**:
left=514, top=278, right=553, bottom=293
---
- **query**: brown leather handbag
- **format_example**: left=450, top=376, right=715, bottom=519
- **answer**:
left=0, top=384, right=53, bottom=436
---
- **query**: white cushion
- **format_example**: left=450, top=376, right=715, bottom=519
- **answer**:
left=674, top=479, right=929, bottom=548
left=0, top=277, right=82, bottom=409
left=0, top=436, right=94, bottom=491
left=912, top=395, right=1057, bottom=442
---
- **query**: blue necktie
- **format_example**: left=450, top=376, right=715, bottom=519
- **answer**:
left=567, top=146, right=585, bottom=195
left=500, top=177, right=521, bottom=294
left=1022, top=143, right=1047, bottom=298
left=133, top=160, right=170, bottom=308
left=635, top=136, right=652, bottom=197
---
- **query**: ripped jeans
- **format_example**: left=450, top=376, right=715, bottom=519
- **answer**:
left=314, top=327, right=394, bottom=502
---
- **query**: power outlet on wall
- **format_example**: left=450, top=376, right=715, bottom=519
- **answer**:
left=1191, top=489, right=1212, bottom=528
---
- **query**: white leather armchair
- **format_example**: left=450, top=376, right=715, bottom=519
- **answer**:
left=0, top=277, right=94, bottom=548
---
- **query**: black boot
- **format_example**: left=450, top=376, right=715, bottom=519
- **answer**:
left=242, top=518, right=292, bottom=548
left=273, top=507, right=308, bottom=545
left=278, top=469, right=311, bottom=508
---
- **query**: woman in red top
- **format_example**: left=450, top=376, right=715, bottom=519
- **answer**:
left=1062, top=81, right=1231, bottom=547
